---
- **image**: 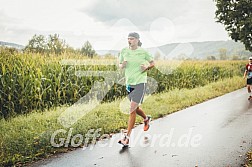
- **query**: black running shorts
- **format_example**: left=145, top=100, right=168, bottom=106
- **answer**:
left=247, top=78, right=252, bottom=85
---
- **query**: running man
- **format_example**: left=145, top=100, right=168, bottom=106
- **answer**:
left=243, top=56, right=252, bottom=100
left=118, top=32, right=155, bottom=146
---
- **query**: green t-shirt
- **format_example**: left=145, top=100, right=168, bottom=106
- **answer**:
left=119, top=47, right=153, bottom=85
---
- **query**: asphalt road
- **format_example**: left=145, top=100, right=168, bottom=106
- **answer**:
left=31, top=88, right=252, bottom=167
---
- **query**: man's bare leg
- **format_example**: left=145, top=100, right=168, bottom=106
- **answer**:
left=136, top=107, right=147, bottom=119
left=247, top=85, right=251, bottom=93
left=118, top=101, right=139, bottom=146
left=126, top=101, right=139, bottom=137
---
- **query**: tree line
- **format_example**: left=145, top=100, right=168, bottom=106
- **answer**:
left=23, top=34, right=96, bottom=58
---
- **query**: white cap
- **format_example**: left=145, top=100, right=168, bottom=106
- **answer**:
left=249, top=56, right=252, bottom=60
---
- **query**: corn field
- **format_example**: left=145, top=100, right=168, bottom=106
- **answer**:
left=0, top=52, right=245, bottom=118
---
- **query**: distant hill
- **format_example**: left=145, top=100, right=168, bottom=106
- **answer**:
left=97, top=40, right=251, bottom=59
left=156, top=40, right=251, bottom=59
left=0, top=41, right=24, bottom=50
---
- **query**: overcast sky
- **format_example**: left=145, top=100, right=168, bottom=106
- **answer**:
left=0, top=0, right=230, bottom=50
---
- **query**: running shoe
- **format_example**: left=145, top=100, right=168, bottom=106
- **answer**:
left=144, top=116, right=151, bottom=131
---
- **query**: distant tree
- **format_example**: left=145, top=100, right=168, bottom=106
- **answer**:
left=64, top=44, right=77, bottom=54
left=236, top=50, right=251, bottom=59
left=0, top=46, right=19, bottom=55
left=207, top=55, right=216, bottom=60
left=24, top=34, right=47, bottom=54
left=231, top=55, right=239, bottom=60
left=219, top=48, right=227, bottom=60
left=215, top=0, right=252, bottom=51
left=80, top=41, right=96, bottom=58
left=47, top=34, right=66, bottom=55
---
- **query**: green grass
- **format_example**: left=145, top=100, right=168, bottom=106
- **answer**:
left=0, top=76, right=246, bottom=166
left=247, top=150, right=252, bottom=166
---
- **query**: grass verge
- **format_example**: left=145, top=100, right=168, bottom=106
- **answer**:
left=0, top=76, right=246, bottom=166
left=246, top=150, right=252, bottom=166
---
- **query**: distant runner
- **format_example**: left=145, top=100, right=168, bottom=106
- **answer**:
left=243, top=56, right=252, bottom=100
left=118, top=32, right=155, bottom=147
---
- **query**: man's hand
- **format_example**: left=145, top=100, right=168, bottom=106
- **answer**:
left=119, top=61, right=127, bottom=69
left=141, top=61, right=155, bottom=73
left=140, top=64, right=149, bottom=72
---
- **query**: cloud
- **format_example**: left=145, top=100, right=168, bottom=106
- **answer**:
left=0, top=10, right=27, bottom=44
left=0, top=0, right=229, bottom=50
left=83, top=0, right=192, bottom=29
left=0, top=10, right=21, bottom=27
